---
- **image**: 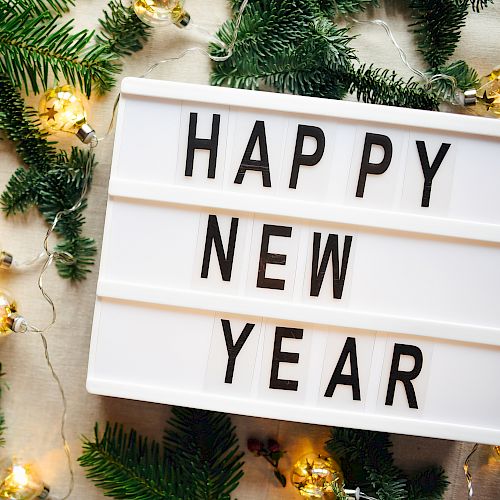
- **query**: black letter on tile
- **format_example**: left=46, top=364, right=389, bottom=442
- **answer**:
left=356, top=133, right=393, bottom=198
left=324, top=337, right=360, bottom=400
left=257, top=224, right=292, bottom=290
left=222, top=319, right=255, bottom=384
left=310, top=233, right=353, bottom=299
left=201, top=215, right=239, bottom=281
left=385, top=343, right=423, bottom=409
left=185, top=112, right=221, bottom=179
left=269, top=327, right=303, bottom=391
left=289, top=125, right=325, bottom=189
left=234, top=120, right=271, bottom=187
left=416, top=141, right=451, bottom=207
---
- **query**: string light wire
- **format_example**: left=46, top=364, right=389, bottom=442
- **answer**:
left=9, top=3, right=250, bottom=496
left=15, top=144, right=95, bottom=500
left=464, top=443, right=479, bottom=499
left=346, top=16, right=459, bottom=102
left=97, top=0, right=249, bottom=143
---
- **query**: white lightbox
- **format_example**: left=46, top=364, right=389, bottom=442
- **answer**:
left=87, top=77, right=500, bottom=444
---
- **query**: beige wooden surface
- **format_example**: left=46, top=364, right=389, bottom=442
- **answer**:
left=1, top=1, right=499, bottom=498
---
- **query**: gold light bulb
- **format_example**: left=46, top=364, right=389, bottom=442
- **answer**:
left=0, top=289, right=27, bottom=336
left=478, top=66, right=500, bottom=116
left=291, top=453, right=344, bottom=498
left=38, top=85, right=96, bottom=144
left=0, top=459, right=49, bottom=500
left=133, top=0, right=191, bottom=27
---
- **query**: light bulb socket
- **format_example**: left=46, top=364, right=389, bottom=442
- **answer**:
left=0, top=251, right=13, bottom=270
left=464, top=88, right=477, bottom=106
left=37, top=484, right=50, bottom=499
left=174, top=11, right=191, bottom=28
left=8, top=314, right=28, bottom=334
left=76, top=124, right=97, bottom=144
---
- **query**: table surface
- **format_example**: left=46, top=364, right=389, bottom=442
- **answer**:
left=1, top=1, right=499, bottom=498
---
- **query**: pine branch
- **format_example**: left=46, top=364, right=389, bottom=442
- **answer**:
left=1, top=0, right=74, bottom=17
left=344, top=64, right=439, bottom=110
left=409, top=0, right=469, bottom=69
left=97, top=0, right=152, bottom=58
left=0, top=10, right=119, bottom=95
left=324, top=0, right=380, bottom=16
left=164, top=407, right=245, bottom=500
left=470, top=0, right=494, bottom=11
left=327, top=428, right=407, bottom=500
left=326, top=428, right=448, bottom=500
left=211, top=3, right=355, bottom=98
left=79, top=423, right=190, bottom=499
left=407, top=466, right=449, bottom=500
left=0, top=75, right=97, bottom=281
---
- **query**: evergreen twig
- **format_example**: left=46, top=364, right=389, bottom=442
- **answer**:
left=164, top=407, right=245, bottom=500
left=0, top=74, right=97, bottom=281
left=211, top=0, right=439, bottom=110
left=80, top=408, right=244, bottom=500
left=326, top=428, right=448, bottom=500
left=79, top=423, right=189, bottom=499
left=409, top=0, right=469, bottom=69
left=0, top=7, right=119, bottom=95
left=470, top=0, right=494, bottom=11
left=97, top=0, right=152, bottom=58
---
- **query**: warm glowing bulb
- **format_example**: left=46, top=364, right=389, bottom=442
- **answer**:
left=133, top=0, right=190, bottom=27
left=0, top=459, right=48, bottom=500
left=478, top=66, right=500, bottom=116
left=38, top=85, right=96, bottom=143
left=291, top=453, right=344, bottom=498
left=0, top=289, right=27, bottom=336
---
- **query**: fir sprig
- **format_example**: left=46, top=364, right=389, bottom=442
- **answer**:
left=164, top=407, right=245, bottom=500
left=0, top=74, right=97, bottom=281
left=0, top=7, right=118, bottom=95
left=326, top=0, right=380, bottom=15
left=326, top=428, right=448, bottom=500
left=409, top=0, right=469, bottom=69
left=80, top=408, right=244, bottom=500
left=97, top=0, right=152, bottom=58
left=470, top=0, right=494, bottom=11
left=211, top=0, right=440, bottom=110
left=344, top=64, right=439, bottom=110
left=79, top=423, right=190, bottom=500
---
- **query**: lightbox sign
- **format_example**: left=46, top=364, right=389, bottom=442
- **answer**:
left=87, top=78, right=500, bottom=444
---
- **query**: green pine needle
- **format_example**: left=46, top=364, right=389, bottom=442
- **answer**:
left=0, top=8, right=119, bottom=96
left=79, top=423, right=189, bottom=499
left=326, top=428, right=448, bottom=500
left=408, top=466, right=449, bottom=500
left=409, top=0, right=469, bottom=69
left=345, top=64, right=440, bottom=110
left=97, top=0, right=152, bottom=58
left=212, top=0, right=440, bottom=109
left=326, top=0, right=380, bottom=16
left=164, top=407, right=245, bottom=500
left=80, top=408, right=244, bottom=500
left=0, top=75, right=97, bottom=281
left=470, top=0, right=494, bottom=11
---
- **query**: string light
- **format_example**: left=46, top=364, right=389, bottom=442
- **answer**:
left=38, top=85, right=96, bottom=144
left=0, top=458, right=49, bottom=500
left=133, top=0, right=190, bottom=27
left=291, top=453, right=344, bottom=498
